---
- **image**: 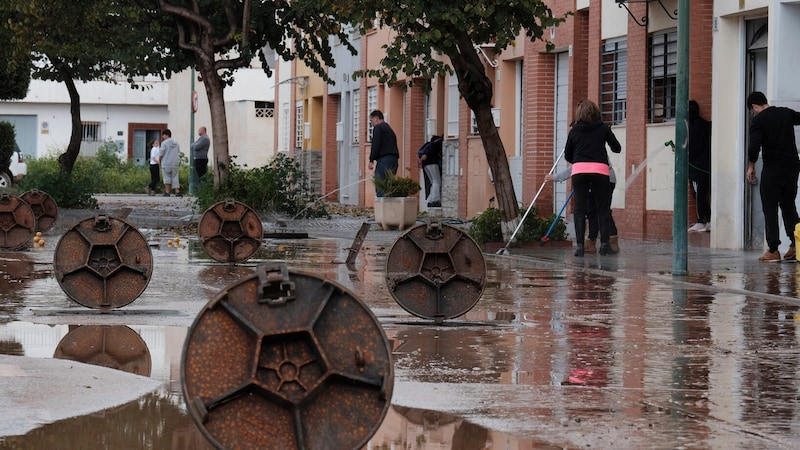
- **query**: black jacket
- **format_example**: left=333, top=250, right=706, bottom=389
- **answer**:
left=688, top=117, right=711, bottom=181
left=565, top=120, right=621, bottom=164
left=748, top=106, right=800, bottom=168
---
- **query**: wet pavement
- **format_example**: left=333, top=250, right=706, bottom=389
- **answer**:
left=1, top=194, right=800, bottom=449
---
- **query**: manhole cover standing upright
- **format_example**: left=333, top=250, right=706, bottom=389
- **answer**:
left=182, top=263, right=393, bottom=450
left=0, top=193, right=35, bottom=250
left=198, top=199, right=263, bottom=263
left=54, top=214, right=153, bottom=309
left=21, top=189, right=58, bottom=232
left=385, top=221, right=486, bottom=323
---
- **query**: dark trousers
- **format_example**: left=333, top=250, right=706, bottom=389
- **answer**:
left=690, top=178, right=711, bottom=224
left=760, top=164, right=800, bottom=252
left=572, top=173, right=612, bottom=244
left=374, top=155, right=399, bottom=197
left=148, top=164, right=160, bottom=191
left=587, top=183, right=617, bottom=240
left=195, top=158, right=209, bottom=179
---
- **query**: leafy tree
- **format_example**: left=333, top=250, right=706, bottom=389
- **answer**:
left=344, top=1, right=566, bottom=239
left=0, top=10, right=30, bottom=100
left=127, top=0, right=354, bottom=190
left=1, top=0, right=180, bottom=174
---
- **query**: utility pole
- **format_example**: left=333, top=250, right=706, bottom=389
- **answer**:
left=189, top=67, right=197, bottom=195
left=672, top=0, right=690, bottom=276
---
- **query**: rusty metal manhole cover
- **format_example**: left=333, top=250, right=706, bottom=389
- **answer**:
left=53, top=325, right=152, bottom=376
left=198, top=199, right=263, bottom=263
left=21, top=189, right=59, bottom=232
left=385, top=221, right=486, bottom=322
left=182, top=263, right=393, bottom=450
left=54, top=214, right=153, bottom=309
left=0, top=193, right=36, bottom=250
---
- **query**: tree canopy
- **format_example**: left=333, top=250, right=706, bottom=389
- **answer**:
left=342, top=0, right=567, bottom=234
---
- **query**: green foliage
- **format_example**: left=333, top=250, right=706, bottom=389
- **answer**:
left=0, top=10, right=30, bottom=100
left=468, top=207, right=568, bottom=245
left=19, top=156, right=97, bottom=209
left=195, top=154, right=325, bottom=218
left=372, top=171, right=421, bottom=197
left=0, top=121, right=16, bottom=175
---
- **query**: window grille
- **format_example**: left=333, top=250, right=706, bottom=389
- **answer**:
left=255, top=101, right=274, bottom=118
left=352, top=89, right=360, bottom=144
left=367, top=87, right=377, bottom=142
left=295, top=102, right=304, bottom=149
left=649, top=29, right=677, bottom=123
left=601, top=38, right=627, bottom=125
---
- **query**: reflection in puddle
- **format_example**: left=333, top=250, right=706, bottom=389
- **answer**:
left=54, top=325, right=152, bottom=377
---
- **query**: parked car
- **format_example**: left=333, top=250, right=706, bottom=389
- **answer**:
left=1, top=146, right=27, bottom=188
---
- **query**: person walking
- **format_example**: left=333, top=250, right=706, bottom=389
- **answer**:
left=193, top=126, right=210, bottom=180
left=367, top=110, right=399, bottom=197
left=565, top=100, right=622, bottom=257
left=688, top=100, right=712, bottom=233
left=159, top=129, right=182, bottom=197
left=146, top=139, right=160, bottom=196
left=418, top=135, right=443, bottom=207
left=746, top=91, right=800, bottom=262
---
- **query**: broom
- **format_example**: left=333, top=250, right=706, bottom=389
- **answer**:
left=540, top=189, right=574, bottom=246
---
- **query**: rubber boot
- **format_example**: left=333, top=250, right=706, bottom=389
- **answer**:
left=609, top=235, right=620, bottom=254
left=584, top=239, right=597, bottom=254
left=573, top=215, right=585, bottom=257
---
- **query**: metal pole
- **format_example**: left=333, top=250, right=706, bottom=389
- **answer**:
left=672, top=0, right=690, bottom=276
left=189, top=67, right=196, bottom=195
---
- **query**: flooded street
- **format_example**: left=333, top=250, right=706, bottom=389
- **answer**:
left=1, top=214, right=800, bottom=448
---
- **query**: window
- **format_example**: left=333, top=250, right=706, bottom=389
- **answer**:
left=255, top=101, right=274, bottom=118
left=367, top=87, right=377, bottom=142
left=601, top=38, right=627, bottom=125
left=295, top=102, right=304, bottom=149
left=649, top=30, right=677, bottom=123
left=447, top=74, right=459, bottom=137
left=81, top=121, right=104, bottom=156
left=352, top=89, right=360, bottom=144
left=281, top=103, right=289, bottom=152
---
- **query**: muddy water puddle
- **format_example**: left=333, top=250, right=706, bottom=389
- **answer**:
left=1, top=236, right=800, bottom=447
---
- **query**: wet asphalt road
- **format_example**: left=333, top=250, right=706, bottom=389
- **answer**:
left=1, top=194, right=800, bottom=449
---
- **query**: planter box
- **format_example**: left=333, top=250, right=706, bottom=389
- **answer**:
left=375, top=197, right=418, bottom=230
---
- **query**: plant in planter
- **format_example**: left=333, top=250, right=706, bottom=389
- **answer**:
left=373, top=171, right=421, bottom=230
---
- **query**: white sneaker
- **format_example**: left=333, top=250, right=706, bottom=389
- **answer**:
left=688, top=223, right=706, bottom=232
left=703, top=222, right=711, bottom=232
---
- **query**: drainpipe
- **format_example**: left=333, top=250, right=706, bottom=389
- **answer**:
left=672, top=0, right=689, bottom=276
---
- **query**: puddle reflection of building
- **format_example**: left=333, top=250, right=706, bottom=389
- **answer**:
left=53, top=325, right=152, bottom=377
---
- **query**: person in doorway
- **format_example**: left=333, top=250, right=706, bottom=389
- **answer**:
left=159, top=129, right=182, bottom=197
left=688, top=100, right=712, bottom=233
left=367, top=110, right=399, bottom=197
left=564, top=100, right=622, bottom=257
left=193, top=126, right=210, bottom=180
left=146, top=139, right=160, bottom=196
left=418, top=135, right=443, bottom=207
left=746, top=91, right=800, bottom=262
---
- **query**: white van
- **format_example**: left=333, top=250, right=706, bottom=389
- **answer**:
left=1, top=147, right=27, bottom=188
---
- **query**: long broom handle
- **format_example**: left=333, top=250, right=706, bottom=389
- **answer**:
left=504, top=148, right=566, bottom=246
left=543, top=189, right=574, bottom=239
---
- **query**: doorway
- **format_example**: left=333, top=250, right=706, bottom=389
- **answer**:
left=743, top=18, right=767, bottom=250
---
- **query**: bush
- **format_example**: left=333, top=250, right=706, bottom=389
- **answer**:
left=195, top=153, right=325, bottom=217
left=468, top=207, right=568, bottom=245
left=372, top=171, right=421, bottom=197
left=20, top=156, right=98, bottom=209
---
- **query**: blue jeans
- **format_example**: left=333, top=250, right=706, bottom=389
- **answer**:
left=374, top=155, right=398, bottom=197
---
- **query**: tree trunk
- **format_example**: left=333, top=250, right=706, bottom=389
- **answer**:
left=451, top=37, right=520, bottom=240
left=57, top=70, right=83, bottom=175
left=197, top=63, right=230, bottom=190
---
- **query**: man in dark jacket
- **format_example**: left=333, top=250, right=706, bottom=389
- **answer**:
left=367, top=110, right=399, bottom=197
left=746, top=91, right=800, bottom=262
left=687, top=100, right=712, bottom=233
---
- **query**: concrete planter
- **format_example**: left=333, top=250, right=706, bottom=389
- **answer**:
left=375, top=197, right=418, bottom=230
